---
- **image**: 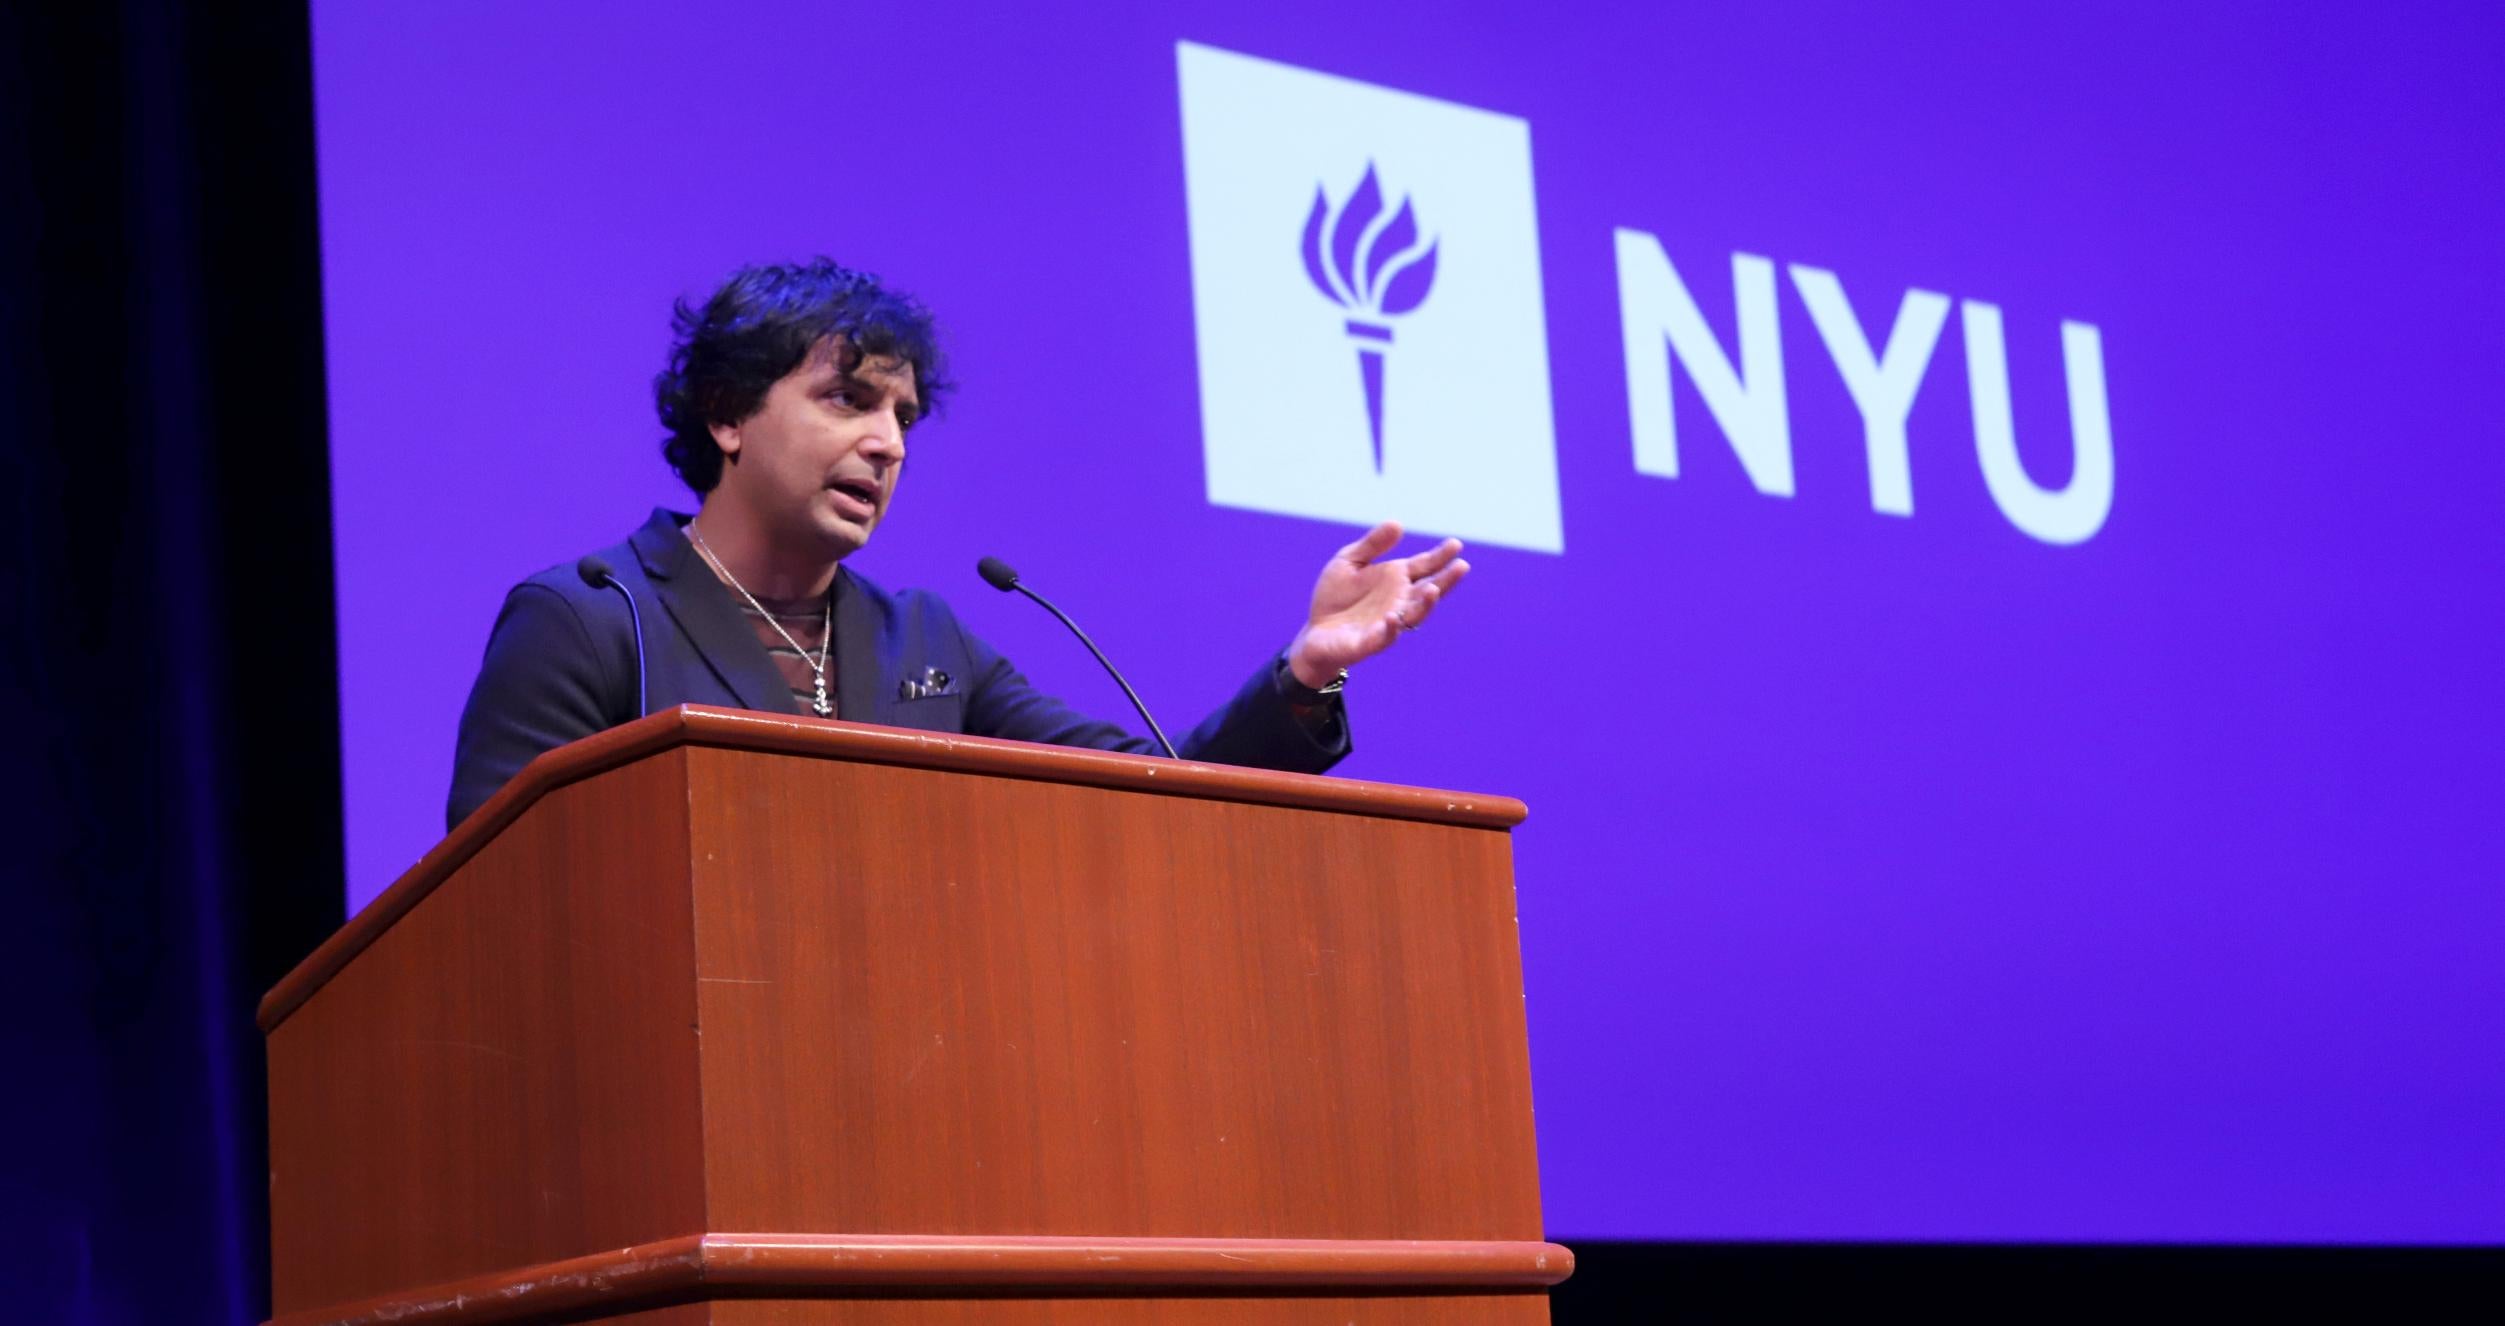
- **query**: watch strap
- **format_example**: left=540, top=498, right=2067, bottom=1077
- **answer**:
left=1278, top=654, right=1348, bottom=704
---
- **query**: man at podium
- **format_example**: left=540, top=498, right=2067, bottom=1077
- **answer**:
left=447, top=258, right=1469, bottom=828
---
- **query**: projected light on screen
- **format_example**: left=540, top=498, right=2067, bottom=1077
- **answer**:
left=310, top=0, right=2505, bottom=1244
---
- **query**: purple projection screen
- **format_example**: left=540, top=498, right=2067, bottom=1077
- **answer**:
left=312, top=2, right=2505, bottom=1243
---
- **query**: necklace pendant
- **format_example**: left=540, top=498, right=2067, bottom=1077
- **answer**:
left=813, top=678, right=832, bottom=718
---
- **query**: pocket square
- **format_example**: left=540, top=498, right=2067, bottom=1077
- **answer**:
left=898, top=666, right=956, bottom=700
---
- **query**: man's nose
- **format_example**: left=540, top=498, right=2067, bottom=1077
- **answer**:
left=860, top=413, right=907, bottom=460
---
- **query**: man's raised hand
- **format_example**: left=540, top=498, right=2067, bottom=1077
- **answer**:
left=1284, top=520, right=1470, bottom=688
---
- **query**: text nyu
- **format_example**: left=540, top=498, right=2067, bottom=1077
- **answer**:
left=1616, top=228, right=2114, bottom=545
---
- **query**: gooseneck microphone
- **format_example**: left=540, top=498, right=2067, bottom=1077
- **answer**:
left=977, top=555, right=1178, bottom=759
left=576, top=556, right=648, bottom=719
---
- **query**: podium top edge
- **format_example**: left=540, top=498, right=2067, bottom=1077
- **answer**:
left=665, top=705, right=1528, bottom=825
left=261, top=705, right=1525, bottom=1032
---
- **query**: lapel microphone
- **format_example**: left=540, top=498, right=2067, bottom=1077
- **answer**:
left=577, top=557, right=648, bottom=719
left=978, top=556, right=1178, bottom=759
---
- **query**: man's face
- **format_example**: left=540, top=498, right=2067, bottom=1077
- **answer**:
left=710, top=339, right=920, bottom=560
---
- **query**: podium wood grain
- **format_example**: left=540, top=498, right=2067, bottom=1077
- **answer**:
left=264, top=708, right=1562, bottom=1324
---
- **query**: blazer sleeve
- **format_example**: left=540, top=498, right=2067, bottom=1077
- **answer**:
left=950, top=607, right=1350, bottom=776
left=445, top=582, right=620, bottom=830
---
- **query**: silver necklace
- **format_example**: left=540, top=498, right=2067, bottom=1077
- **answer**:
left=687, top=526, right=835, bottom=717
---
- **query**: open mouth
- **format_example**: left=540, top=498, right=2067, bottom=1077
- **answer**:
left=826, top=477, right=879, bottom=519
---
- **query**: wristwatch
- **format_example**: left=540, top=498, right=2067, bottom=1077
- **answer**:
left=1277, top=654, right=1348, bottom=704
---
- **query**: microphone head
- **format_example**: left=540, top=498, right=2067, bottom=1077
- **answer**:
left=576, top=555, right=617, bottom=588
left=976, top=556, right=1020, bottom=592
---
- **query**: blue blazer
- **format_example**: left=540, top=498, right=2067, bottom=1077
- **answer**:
left=447, top=509, right=1350, bottom=828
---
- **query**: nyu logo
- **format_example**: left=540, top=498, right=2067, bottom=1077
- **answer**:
left=1301, top=164, right=1440, bottom=472
left=1177, top=41, right=1565, bottom=553
left=1180, top=43, right=2111, bottom=552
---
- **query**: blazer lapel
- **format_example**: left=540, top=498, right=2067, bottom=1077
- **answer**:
left=832, top=566, right=882, bottom=724
left=630, top=509, right=801, bottom=716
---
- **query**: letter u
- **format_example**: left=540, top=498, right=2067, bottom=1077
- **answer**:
left=1962, top=301, right=2114, bottom=546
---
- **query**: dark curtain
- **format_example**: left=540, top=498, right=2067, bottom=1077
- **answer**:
left=1, top=3, right=342, bottom=1322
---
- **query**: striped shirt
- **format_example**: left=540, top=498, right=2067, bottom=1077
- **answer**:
left=686, top=530, right=836, bottom=715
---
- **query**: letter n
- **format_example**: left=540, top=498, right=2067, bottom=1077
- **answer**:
left=1615, top=228, right=1793, bottom=496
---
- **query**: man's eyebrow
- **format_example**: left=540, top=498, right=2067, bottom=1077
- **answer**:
left=839, top=368, right=923, bottom=421
left=846, top=370, right=910, bottom=395
left=846, top=360, right=917, bottom=391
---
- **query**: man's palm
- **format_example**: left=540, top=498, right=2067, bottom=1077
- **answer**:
left=1288, top=521, right=1468, bottom=686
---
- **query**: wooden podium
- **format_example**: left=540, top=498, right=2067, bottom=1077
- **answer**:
left=261, top=707, right=1567, bottom=1324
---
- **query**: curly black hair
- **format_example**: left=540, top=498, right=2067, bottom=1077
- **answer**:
left=654, top=258, right=951, bottom=493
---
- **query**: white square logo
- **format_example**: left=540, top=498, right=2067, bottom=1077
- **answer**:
left=1177, top=42, right=1563, bottom=553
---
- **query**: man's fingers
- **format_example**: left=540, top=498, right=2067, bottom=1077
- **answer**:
left=1401, top=537, right=1464, bottom=581
left=1390, top=564, right=1464, bottom=629
left=1336, top=519, right=1404, bottom=566
left=1406, top=580, right=1444, bottom=627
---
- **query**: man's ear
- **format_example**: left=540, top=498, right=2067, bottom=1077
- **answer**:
left=709, top=420, right=742, bottom=461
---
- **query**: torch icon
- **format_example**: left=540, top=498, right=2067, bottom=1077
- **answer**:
left=1300, top=162, right=1439, bottom=473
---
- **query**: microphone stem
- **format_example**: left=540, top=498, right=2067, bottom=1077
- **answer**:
left=619, top=583, right=647, bottom=718
left=1012, top=583, right=1178, bottom=759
